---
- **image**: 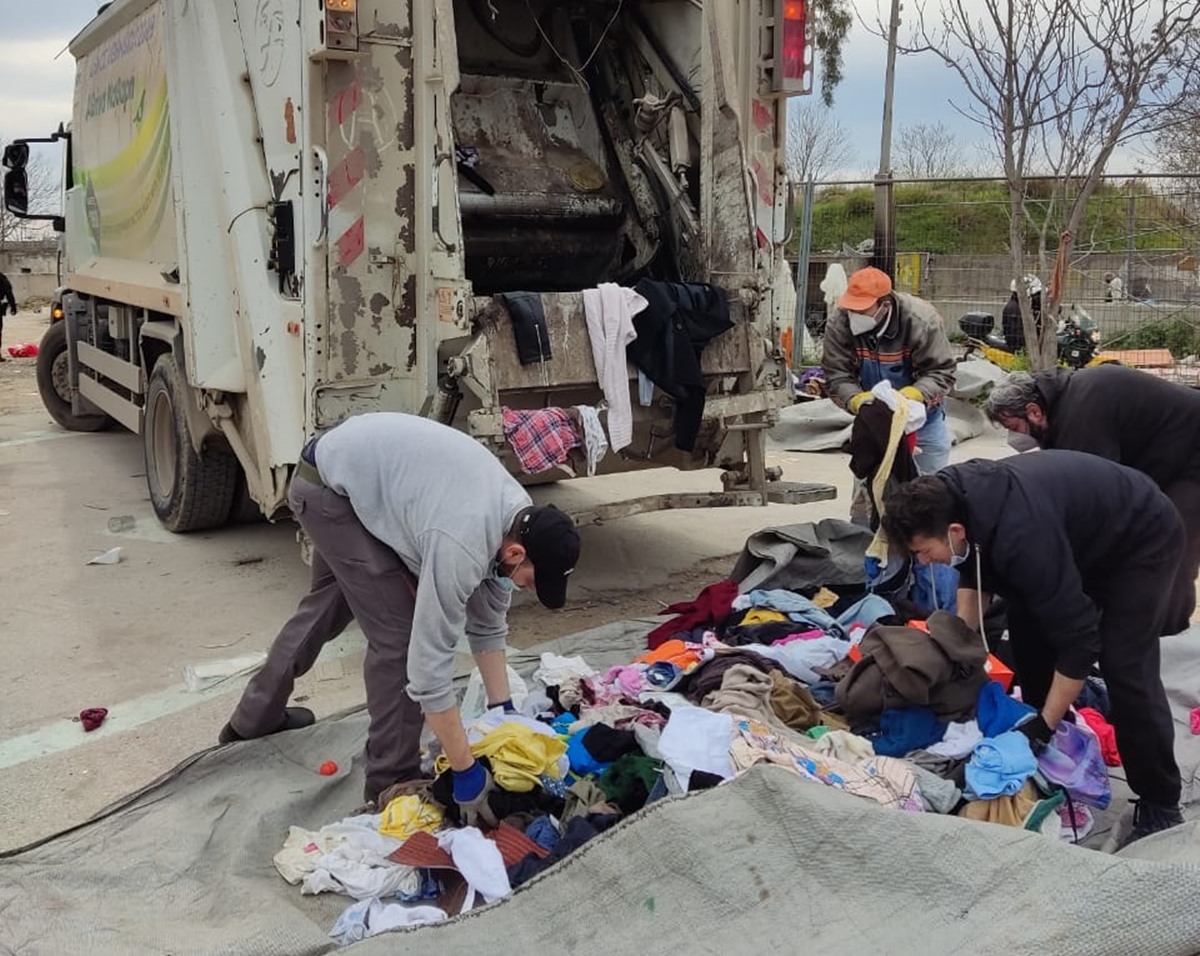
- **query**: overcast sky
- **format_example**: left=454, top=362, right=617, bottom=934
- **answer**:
left=0, top=0, right=1144, bottom=176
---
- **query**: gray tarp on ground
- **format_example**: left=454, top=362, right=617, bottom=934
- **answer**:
left=3, top=621, right=1200, bottom=956
left=770, top=396, right=988, bottom=452
left=771, top=358, right=1008, bottom=453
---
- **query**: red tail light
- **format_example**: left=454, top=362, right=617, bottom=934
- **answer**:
left=771, top=0, right=811, bottom=94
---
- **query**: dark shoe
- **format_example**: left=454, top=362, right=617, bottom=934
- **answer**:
left=218, top=707, right=315, bottom=744
left=1129, top=800, right=1184, bottom=843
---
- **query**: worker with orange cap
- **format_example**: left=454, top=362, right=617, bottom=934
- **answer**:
left=822, top=266, right=957, bottom=474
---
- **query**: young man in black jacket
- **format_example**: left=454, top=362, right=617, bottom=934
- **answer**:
left=0, top=271, right=16, bottom=361
left=986, top=365, right=1200, bottom=634
left=883, top=451, right=1186, bottom=843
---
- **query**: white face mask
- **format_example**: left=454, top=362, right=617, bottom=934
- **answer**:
left=948, top=536, right=970, bottom=567
left=849, top=311, right=880, bottom=335
left=1007, top=431, right=1040, bottom=453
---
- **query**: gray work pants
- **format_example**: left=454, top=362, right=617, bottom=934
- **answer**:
left=231, top=476, right=425, bottom=800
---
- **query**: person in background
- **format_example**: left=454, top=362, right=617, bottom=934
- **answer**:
left=985, top=366, right=1200, bottom=635
left=1001, top=274, right=1043, bottom=352
left=0, top=271, right=16, bottom=361
left=219, top=413, right=581, bottom=821
left=883, top=451, right=1186, bottom=844
left=822, top=266, right=957, bottom=475
left=1103, top=271, right=1124, bottom=302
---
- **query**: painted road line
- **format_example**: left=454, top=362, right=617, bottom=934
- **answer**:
left=0, top=627, right=369, bottom=771
left=0, top=430, right=90, bottom=449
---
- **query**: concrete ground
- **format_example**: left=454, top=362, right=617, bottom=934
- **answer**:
left=0, top=308, right=1013, bottom=850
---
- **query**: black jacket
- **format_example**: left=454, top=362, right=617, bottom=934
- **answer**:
left=1035, top=364, right=1200, bottom=486
left=939, top=450, right=1182, bottom=677
left=1001, top=292, right=1041, bottom=350
left=0, top=273, right=14, bottom=317
left=626, top=280, right=733, bottom=452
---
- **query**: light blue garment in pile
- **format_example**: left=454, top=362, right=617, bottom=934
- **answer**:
left=965, top=731, right=1038, bottom=800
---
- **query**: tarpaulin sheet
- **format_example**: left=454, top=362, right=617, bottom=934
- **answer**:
left=3, top=621, right=1200, bottom=955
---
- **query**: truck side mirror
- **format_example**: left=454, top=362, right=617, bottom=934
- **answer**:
left=4, top=169, right=29, bottom=215
left=2, top=142, right=29, bottom=171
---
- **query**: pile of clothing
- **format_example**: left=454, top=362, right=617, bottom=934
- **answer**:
left=275, top=579, right=1120, bottom=944
left=500, top=279, right=735, bottom=468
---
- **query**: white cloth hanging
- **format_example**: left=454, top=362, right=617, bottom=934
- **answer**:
left=574, top=404, right=609, bottom=476
left=582, top=283, right=647, bottom=451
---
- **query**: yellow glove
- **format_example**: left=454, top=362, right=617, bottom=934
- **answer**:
left=899, top=386, right=925, bottom=404
left=848, top=391, right=873, bottom=414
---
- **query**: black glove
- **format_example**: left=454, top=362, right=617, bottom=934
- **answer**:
left=1016, top=714, right=1053, bottom=749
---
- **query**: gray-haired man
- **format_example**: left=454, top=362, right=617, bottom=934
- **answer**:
left=985, top=365, right=1200, bottom=633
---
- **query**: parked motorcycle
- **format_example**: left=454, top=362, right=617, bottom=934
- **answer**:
left=958, top=304, right=1115, bottom=370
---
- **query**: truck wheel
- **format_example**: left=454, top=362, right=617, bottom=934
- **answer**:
left=227, top=468, right=267, bottom=525
left=36, top=320, right=114, bottom=432
left=143, top=355, right=238, bottom=532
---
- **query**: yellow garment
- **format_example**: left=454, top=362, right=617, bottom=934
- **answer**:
left=434, top=723, right=567, bottom=793
left=899, top=385, right=925, bottom=403
left=848, top=391, right=873, bottom=414
left=811, top=587, right=839, bottom=609
left=866, top=392, right=911, bottom=566
left=958, top=780, right=1040, bottom=828
left=741, top=609, right=788, bottom=626
left=378, top=794, right=443, bottom=841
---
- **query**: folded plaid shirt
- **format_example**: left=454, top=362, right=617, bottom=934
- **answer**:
left=502, top=407, right=581, bottom=474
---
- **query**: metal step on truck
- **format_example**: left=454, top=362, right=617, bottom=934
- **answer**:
left=3, top=0, right=834, bottom=532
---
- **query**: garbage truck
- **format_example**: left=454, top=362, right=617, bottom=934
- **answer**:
left=2, top=0, right=831, bottom=531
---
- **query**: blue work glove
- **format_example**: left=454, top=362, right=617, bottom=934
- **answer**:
left=452, top=759, right=499, bottom=829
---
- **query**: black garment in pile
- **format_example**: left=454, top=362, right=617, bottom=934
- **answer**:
left=1034, top=364, right=1200, bottom=633
left=722, top=620, right=804, bottom=647
left=431, top=757, right=565, bottom=826
left=626, top=280, right=734, bottom=451
left=938, top=450, right=1185, bottom=806
left=501, top=292, right=553, bottom=365
left=580, top=724, right=639, bottom=763
left=507, top=813, right=622, bottom=888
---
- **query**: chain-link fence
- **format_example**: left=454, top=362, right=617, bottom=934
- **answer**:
left=793, top=176, right=1200, bottom=362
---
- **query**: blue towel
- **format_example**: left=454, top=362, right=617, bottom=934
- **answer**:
left=976, top=681, right=1035, bottom=738
left=965, top=731, right=1038, bottom=799
left=872, top=706, right=948, bottom=757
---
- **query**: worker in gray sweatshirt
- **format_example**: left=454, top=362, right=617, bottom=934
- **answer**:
left=219, top=413, right=581, bottom=822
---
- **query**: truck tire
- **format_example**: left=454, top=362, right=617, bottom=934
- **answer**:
left=143, top=355, right=238, bottom=532
left=227, top=468, right=267, bottom=525
left=36, top=320, right=114, bottom=432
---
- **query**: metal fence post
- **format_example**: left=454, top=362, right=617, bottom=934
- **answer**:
left=792, top=178, right=816, bottom=370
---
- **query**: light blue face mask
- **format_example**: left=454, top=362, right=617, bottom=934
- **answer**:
left=948, top=537, right=970, bottom=567
left=492, top=559, right=524, bottom=591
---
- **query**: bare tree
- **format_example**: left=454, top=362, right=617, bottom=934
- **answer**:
left=1155, top=95, right=1200, bottom=225
left=901, top=0, right=1200, bottom=369
left=893, top=121, right=964, bottom=179
left=786, top=101, right=854, bottom=184
left=0, top=142, right=58, bottom=250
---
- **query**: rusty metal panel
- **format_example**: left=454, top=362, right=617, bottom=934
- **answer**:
left=476, top=293, right=752, bottom=393
left=319, top=5, right=421, bottom=403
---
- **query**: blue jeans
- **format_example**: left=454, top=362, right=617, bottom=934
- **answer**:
left=913, top=405, right=951, bottom=475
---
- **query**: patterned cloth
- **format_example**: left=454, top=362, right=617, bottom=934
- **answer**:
left=502, top=407, right=581, bottom=474
left=730, top=717, right=923, bottom=812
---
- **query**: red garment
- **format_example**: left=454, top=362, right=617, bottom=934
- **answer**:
left=79, top=707, right=108, bottom=732
left=502, top=407, right=580, bottom=474
left=646, top=580, right=739, bottom=649
left=1078, top=706, right=1121, bottom=767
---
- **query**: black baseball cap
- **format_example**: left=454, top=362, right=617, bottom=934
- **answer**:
left=519, top=505, right=581, bottom=609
